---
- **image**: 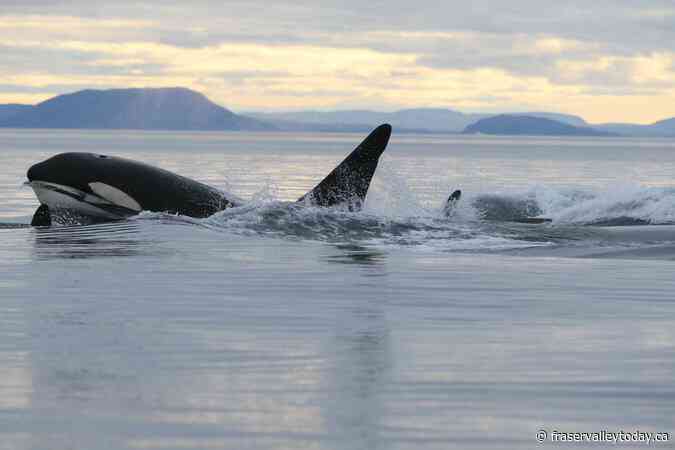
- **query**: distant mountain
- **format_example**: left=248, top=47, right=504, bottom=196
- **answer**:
left=463, top=115, right=613, bottom=137
left=2, top=88, right=673, bottom=136
left=247, top=109, right=588, bottom=133
left=518, top=112, right=588, bottom=127
left=596, top=117, right=675, bottom=137
left=249, top=108, right=478, bottom=132
left=653, top=117, right=675, bottom=132
left=0, top=104, right=33, bottom=121
left=0, top=88, right=273, bottom=131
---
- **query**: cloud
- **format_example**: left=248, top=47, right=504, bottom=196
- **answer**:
left=0, top=1, right=674, bottom=122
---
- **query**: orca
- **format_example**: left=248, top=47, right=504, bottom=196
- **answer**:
left=26, top=124, right=392, bottom=226
left=442, top=189, right=553, bottom=223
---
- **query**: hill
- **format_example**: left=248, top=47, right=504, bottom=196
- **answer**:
left=2, top=88, right=673, bottom=136
left=596, top=118, right=675, bottom=137
left=0, top=104, right=33, bottom=121
left=247, top=109, right=587, bottom=133
left=0, top=88, right=273, bottom=131
left=463, top=115, right=612, bottom=137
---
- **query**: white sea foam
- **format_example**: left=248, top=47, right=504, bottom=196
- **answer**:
left=506, top=184, right=675, bottom=225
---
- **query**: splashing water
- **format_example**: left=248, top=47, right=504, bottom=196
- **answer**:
left=14, top=161, right=675, bottom=254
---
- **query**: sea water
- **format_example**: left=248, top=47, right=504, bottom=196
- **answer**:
left=1, top=129, right=674, bottom=449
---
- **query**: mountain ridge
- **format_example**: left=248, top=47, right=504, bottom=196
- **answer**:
left=0, top=88, right=273, bottom=131
left=0, top=104, right=33, bottom=121
left=463, top=115, right=614, bottom=137
left=1, top=88, right=674, bottom=136
left=247, top=109, right=589, bottom=133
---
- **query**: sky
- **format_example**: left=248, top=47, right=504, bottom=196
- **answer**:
left=1, top=1, right=675, bottom=123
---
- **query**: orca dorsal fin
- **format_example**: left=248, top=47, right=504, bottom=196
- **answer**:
left=448, top=189, right=462, bottom=204
left=298, top=124, right=392, bottom=209
left=443, top=189, right=462, bottom=216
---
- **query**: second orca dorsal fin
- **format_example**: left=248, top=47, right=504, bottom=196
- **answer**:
left=443, top=189, right=462, bottom=216
left=298, top=124, right=392, bottom=209
left=448, top=189, right=462, bottom=204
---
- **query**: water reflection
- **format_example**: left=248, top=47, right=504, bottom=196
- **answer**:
left=0, top=355, right=32, bottom=411
left=322, top=295, right=391, bottom=449
left=319, top=243, right=391, bottom=448
left=31, top=222, right=160, bottom=259
left=324, top=244, right=387, bottom=269
left=0, top=223, right=30, bottom=229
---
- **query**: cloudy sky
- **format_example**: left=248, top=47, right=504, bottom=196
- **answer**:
left=1, top=1, right=674, bottom=123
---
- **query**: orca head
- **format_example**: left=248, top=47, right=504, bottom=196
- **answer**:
left=28, top=152, right=106, bottom=191
left=27, top=152, right=142, bottom=219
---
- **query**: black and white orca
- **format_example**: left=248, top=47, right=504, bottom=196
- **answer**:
left=26, top=124, right=392, bottom=226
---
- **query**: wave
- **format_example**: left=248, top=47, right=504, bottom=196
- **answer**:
left=17, top=175, right=675, bottom=254
left=131, top=199, right=553, bottom=252
left=479, top=184, right=675, bottom=225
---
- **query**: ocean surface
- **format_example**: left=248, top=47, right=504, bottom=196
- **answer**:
left=1, top=129, right=674, bottom=449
